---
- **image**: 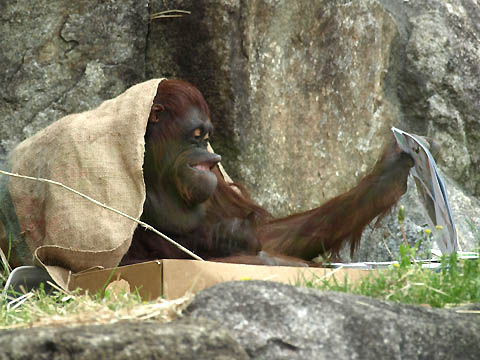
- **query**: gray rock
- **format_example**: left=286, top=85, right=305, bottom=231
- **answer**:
left=147, top=0, right=480, bottom=259
left=187, top=281, right=480, bottom=360
left=381, top=0, right=480, bottom=196
left=360, top=0, right=480, bottom=258
left=0, top=0, right=149, bottom=162
left=3, top=281, right=480, bottom=359
left=0, top=318, right=248, bottom=360
left=1, top=0, right=479, bottom=261
left=148, top=0, right=400, bottom=216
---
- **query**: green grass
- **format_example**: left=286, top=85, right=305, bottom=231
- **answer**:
left=1, top=221, right=479, bottom=328
left=305, top=244, right=480, bottom=308
left=1, top=284, right=141, bottom=329
left=305, top=217, right=480, bottom=308
left=0, top=278, right=190, bottom=329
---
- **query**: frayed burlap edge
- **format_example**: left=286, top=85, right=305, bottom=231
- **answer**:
left=6, top=79, right=164, bottom=289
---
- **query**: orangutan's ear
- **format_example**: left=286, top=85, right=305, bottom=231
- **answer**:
left=149, top=104, right=165, bottom=123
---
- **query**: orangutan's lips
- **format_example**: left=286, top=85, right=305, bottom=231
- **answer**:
left=192, top=163, right=213, bottom=171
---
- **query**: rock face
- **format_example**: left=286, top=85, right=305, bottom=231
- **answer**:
left=371, top=0, right=480, bottom=258
left=0, top=318, right=249, bottom=360
left=148, top=0, right=399, bottom=215
left=147, top=0, right=480, bottom=256
left=1, top=0, right=479, bottom=259
left=187, top=281, right=480, bottom=360
left=380, top=0, right=480, bottom=196
left=2, top=281, right=479, bottom=359
left=0, top=0, right=148, bottom=161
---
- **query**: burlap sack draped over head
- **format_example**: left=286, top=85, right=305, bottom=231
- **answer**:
left=0, top=79, right=164, bottom=289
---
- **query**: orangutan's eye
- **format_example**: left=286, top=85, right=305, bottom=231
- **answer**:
left=193, top=128, right=202, bottom=139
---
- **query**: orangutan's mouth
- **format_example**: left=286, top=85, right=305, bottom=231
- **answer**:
left=190, top=161, right=216, bottom=172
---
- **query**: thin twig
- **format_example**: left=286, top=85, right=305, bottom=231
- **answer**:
left=0, top=169, right=203, bottom=261
left=317, top=266, right=344, bottom=282
left=455, top=310, right=480, bottom=314
left=411, top=282, right=449, bottom=297
left=46, top=280, right=72, bottom=296
left=8, top=292, right=35, bottom=311
left=382, top=236, right=395, bottom=261
left=0, top=246, right=12, bottom=274
left=150, top=9, right=191, bottom=20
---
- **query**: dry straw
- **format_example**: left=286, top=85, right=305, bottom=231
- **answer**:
left=3, top=283, right=193, bottom=329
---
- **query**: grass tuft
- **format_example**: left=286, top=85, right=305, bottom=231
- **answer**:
left=305, top=243, right=480, bottom=308
left=1, top=217, right=479, bottom=327
left=0, top=283, right=192, bottom=329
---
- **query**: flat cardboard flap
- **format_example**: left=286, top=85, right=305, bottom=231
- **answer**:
left=71, top=260, right=374, bottom=300
left=71, top=261, right=163, bottom=300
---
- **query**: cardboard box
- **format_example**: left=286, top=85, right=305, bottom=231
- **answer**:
left=71, top=260, right=374, bottom=300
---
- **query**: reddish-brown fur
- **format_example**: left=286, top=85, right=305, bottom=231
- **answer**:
left=121, top=80, right=413, bottom=266
left=218, top=140, right=412, bottom=260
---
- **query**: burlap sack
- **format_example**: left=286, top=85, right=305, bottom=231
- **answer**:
left=0, top=79, right=164, bottom=289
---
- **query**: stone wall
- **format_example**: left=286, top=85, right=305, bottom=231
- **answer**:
left=1, top=0, right=479, bottom=259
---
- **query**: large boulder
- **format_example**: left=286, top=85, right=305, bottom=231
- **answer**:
left=2, top=281, right=479, bottom=359
left=148, top=0, right=399, bottom=215
left=1, top=0, right=479, bottom=260
left=373, top=0, right=480, bottom=258
left=380, top=0, right=480, bottom=196
left=147, top=0, right=480, bottom=258
left=0, top=0, right=149, bottom=161
left=187, top=281, right=480, bottom=359
left=0, top=318, right=248, bottom=360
